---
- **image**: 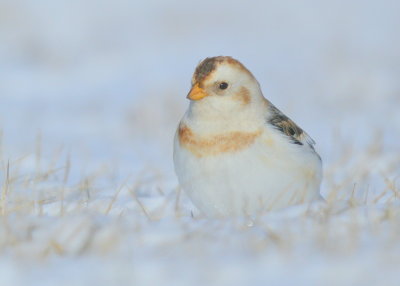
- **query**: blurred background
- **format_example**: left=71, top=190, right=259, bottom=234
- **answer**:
left=0, top=0, right=399, bottom=193
left=1, top=1, right=400, bottom=285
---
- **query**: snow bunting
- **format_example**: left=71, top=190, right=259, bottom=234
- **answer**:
left=173, top=56, right=322, bottom=217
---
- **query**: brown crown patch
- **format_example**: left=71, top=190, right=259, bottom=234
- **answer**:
left=193, top=57, right=219, bottom=84
left=178, top=124, right=261, bottom=158
left=193, top=56, right=253, bottom=86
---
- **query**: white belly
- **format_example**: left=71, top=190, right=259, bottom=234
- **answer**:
left=174, top=134, right=322, bottom=217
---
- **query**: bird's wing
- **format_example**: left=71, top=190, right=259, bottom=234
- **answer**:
left=266, top=103, right=316, bottom=149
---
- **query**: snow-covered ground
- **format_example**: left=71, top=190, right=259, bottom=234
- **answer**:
left=1, top=0, right=399, bottom=285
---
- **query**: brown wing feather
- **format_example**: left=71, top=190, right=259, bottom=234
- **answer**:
left=267, top=104, right=316, bottom=149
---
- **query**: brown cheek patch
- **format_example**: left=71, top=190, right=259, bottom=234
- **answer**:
left=235, top=87, right=251, bottom=105
left=178, top=124, right=261, bottom=158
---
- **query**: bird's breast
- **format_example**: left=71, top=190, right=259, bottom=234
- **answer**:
left=178, top=123, right=262, bottom=158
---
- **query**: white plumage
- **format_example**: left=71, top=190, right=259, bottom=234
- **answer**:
left=173, top=56, right=322, bottom=217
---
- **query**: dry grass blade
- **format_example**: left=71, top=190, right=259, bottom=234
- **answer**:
left=1, top=160, right=10, bottom=216
left=104, top=175, right=131, bottom=215
left=128, top=182, right=152, bottom=220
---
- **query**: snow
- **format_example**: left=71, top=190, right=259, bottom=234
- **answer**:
left=1, top=0, right=400, bottom=285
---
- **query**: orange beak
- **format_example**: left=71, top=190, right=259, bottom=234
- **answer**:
left=187, top=84, right=209, bottom=101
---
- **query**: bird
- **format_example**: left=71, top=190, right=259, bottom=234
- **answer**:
left=173, top=56, right=322, bottom=217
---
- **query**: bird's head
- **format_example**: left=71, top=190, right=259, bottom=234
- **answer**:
left=186, top=56, right=265, bottom=116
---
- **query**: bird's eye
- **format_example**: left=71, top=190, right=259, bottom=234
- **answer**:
left=219, top=82, right=228, bottom=90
